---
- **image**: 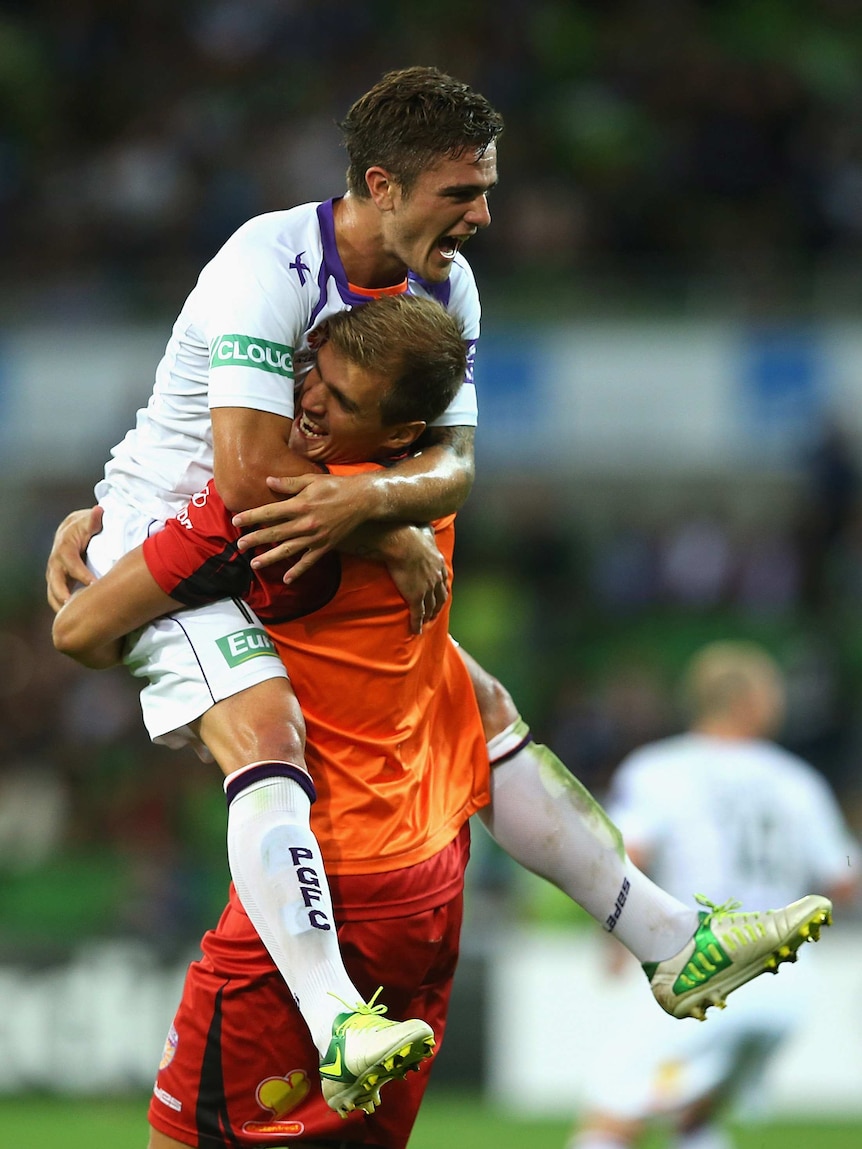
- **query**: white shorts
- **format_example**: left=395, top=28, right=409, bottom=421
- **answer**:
left=86, top=495, right=288, bottom=754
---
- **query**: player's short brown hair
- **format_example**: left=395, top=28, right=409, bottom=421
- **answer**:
left=318, top=295, right=466, bottom=427
left=340, top=66, right=504, bottom=197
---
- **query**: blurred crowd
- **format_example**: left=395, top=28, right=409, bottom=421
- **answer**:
left=3, top=0, right=862, bottom=312
left=0, top=591, right=227, bottom=956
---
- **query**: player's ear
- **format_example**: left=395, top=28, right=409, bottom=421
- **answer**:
left=365, top=167, right=398, bottom=209
left=383, top=421, right=426, bottom=453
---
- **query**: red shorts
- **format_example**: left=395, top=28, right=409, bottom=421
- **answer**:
left=148, top=874, right=465, bottom=1147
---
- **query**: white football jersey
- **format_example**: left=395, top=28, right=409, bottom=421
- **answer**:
left=607, top=732, right=854, bottom=910
left=95, top=199, right=481, bottom=518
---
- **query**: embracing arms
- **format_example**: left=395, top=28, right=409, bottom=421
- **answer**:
left=233, top=425, right=476, bottom=578
left=46, top=419, right=474, bottom=634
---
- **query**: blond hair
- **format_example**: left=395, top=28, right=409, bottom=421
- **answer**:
left=683, top=641, right=783, bottom=722
left=316, top=295, right=466, bottom=426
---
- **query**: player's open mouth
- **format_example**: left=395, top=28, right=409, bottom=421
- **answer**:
left=438, top=235, right=464, bottom=261
left=298, top=412, right=326, bottom=438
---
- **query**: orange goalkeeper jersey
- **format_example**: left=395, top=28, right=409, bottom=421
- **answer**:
left=265, top=466, right=489, bottom=875
left=144, top=464, right=490, bottom=877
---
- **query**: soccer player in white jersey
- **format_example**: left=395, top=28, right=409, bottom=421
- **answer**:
left=568, top=641, right=858, bottom=1149
left=46, top=66, right=831, bottom=1091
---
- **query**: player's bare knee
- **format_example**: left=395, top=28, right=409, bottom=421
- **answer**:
left=198, top=680, right=307, bottom=775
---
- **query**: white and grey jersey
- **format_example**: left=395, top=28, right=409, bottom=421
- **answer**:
left=96, top=198, right=480, bottom=519
left=607, top=732, right=855, bottom=910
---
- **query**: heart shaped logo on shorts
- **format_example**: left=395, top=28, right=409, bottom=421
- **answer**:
left=256, top=1070, right=311, bottom=1118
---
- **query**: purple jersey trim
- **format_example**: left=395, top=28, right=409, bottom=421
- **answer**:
left=315, top=200, right=454, bottom=316
left=408, top=271, right=452, bottom=309
left=316, top=198, right=413, bottom=316
left=464, top=338, right=477, bottom=386
left=311, top=199, right=338, bottom=326
left=225, top=762, right=317, bottom=807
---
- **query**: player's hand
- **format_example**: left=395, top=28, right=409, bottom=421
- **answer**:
left=384, top=525, right=449, bottom=635
left=233, top=473, right=381, bottom=583
left=45, top=505, right=104, bottom=613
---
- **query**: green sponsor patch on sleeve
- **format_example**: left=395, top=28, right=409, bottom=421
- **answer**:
left=211, top=335, right=294, bottom=377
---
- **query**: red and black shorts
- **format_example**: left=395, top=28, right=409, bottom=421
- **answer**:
left=149, top=862, right=466, bottom=1148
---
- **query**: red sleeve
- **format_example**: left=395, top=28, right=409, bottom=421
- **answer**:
left=142, top=481, right=252, bottom=607
left=142, top=480, right=341, bottom=621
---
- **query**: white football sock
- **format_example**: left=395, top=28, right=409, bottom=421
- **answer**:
left=225, top=761, right=362, bottom=1057
left=480, top=721, right=698, bottom=962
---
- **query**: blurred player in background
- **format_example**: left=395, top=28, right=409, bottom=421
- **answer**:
left=47, top=65, right=831, bottom=1074
left=567, top=640, right=858, bottom=1149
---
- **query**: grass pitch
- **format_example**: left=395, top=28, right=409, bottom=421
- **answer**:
left=0, top=1091, right=858, bottom=1147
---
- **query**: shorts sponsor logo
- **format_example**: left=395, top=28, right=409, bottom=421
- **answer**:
left=217, top=627, right=279, bottom=666
left=158, top=1024, right=179, bottom=1070
left=153, top=1084, right=182, bottom=1112
left=177, top=487, right=210, bottom=530
left=211, top=335, right=294, bottom=377
left=243, top=1070, right=309, bottom=1134
left=242, top=1118, right=305, bottom=1136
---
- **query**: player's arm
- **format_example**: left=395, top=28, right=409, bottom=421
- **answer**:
left=342, top=521, right=451, bottom=635
left=52, top=547, right=180, bottom=669
left=211, top=406, right=311, bottom=512
left=53, top=478, right=269, bottom=668
left=233, top=425, right=475, bottom=581
left=42, top=407, right=305, bottom=609
left=45, top=418, right=466, bottom=603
